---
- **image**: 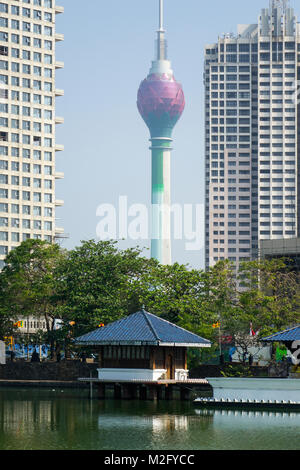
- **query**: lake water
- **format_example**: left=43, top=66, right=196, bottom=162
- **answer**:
left=0, top=387, right=300, bottom=450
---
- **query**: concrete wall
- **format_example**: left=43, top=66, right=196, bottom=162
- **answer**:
left=189, top=364, right=269, bottom=378
left=0, top=361, right=99, bottom=382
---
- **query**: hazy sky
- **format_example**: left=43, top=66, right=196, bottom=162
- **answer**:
left=55, top=0, right=298, bottom=269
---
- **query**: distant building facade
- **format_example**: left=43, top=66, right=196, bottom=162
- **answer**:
left=0, top=0, right=65, bottom=271
left=204, top=0, right=300, bottom=284
left=260, top=237, right=300, bottom=271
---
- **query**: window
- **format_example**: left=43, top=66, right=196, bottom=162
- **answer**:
left=44, top=12, right=52, bottom=22
left=44, top=40, right=52, bottom=51
left=33, top=24, right=42, bottom=34
left=22, top=191, right=30, bottom=201
left=22, top=177, right=30, bottom=187
left=0, top=232, right=8, bottom=241
left=44, top=54, right=52, bottom=64
left=23, top=8, right=31, bottom=18
left=23, top=21, right=31, bottom=32
left=44, top=26, right=52, bottom=36
left=0, top=3, right=8, bottom=13
left=33, top=178, right=41, bottom=188
left=23, top=78, right=30, bottom=88
left=44, top=207, right=52, bottom=217
left=11, top=233, right=19, bottom=243
left=23, top=219, right=30, bottom=229
left=11, top=218, right=19, bottom=228
left=10, top=204, right=20, bottom=214
left=34, top=52, right=41, bottom=62
left=0, top=32, right=8, bottom=42
left=34, top=206, right=41, bottom=216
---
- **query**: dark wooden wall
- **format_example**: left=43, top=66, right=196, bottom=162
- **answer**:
left=98, top=346, right=187, bottom=377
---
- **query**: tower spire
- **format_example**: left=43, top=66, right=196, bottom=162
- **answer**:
left=156, top=0, right=166, bottom=60
left=159, top=0, right=164, bottom=31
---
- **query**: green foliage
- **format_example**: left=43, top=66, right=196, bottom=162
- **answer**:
left=52, top=240, right=156, bottom=337
left=221, top=365, right=253, bottom=378
left=0, top=239, right=64, bottom=341
left=0, top=238, right=299, bottom=364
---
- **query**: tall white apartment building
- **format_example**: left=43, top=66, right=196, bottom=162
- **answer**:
left=204, top=0, right=300, bottom=277
left=0, top=0, right=64, bottom=269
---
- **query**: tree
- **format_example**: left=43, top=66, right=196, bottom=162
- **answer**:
left=0, top=239, right=64, bottom=351
left=237, top=258, right=300, bottom=337
left=120, top=260, right=223, bottom=368
left=52, top=240, right=155, bottom=338
left=217, top=258, right=300, bottom=362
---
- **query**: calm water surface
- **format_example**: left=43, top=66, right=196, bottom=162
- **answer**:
left=0, top=387, right=300, bottom=450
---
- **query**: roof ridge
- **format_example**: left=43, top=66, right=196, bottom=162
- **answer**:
left=264, top=324, right=300, bottom=338
left=142, top=310, right=161, bottom=342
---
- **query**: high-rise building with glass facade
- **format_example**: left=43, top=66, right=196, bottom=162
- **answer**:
left=0, top=0, right=64, bottom=270
left=204, top=0, right=300, bottom=278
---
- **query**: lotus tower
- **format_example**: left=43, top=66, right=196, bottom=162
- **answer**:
left=137, top=0, right=185, bottom=265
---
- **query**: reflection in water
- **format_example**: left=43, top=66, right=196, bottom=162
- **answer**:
left=0, top=388, right=300, bottom=450
left=195, top=408, right=300, bottom=427
left=97, top=414, right=189, bottom=433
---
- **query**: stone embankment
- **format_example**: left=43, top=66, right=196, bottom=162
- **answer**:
left=0, top=360, right=99, bottom=388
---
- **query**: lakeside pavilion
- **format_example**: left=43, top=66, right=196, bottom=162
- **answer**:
left=262, top=325, right=300, bottom=349
left=263, top=326, right=300, bottom=366
left=75, top=309, right=211, bottom=400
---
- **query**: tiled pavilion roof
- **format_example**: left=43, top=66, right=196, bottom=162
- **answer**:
left=75, top=310, right=211, bottom=348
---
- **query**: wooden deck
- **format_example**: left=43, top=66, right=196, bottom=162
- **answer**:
left=77, top=377, right=210, bottom=401
left=78, top=378, right=208, bottom=385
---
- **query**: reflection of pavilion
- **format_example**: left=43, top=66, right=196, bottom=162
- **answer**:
left=97, top=414, right=189, bottom=433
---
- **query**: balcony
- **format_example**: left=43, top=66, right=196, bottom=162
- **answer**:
left=55, top=172, right=64, bottom=180
left=55, top=61, right=64, bottom=70
left=55, top=144, right=64, bottom=152
left=55, top=116, right=64, bottom=125
left=55, top=33, right=64, bottom=42
left=55, top=199, right=64, bottom=207
left=55, top=89, right=64, bottom=97
left=55, top=5, right=64, bottom=14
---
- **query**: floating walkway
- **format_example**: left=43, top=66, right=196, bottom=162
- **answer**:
left=194, top=397, right=300, bottom=411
